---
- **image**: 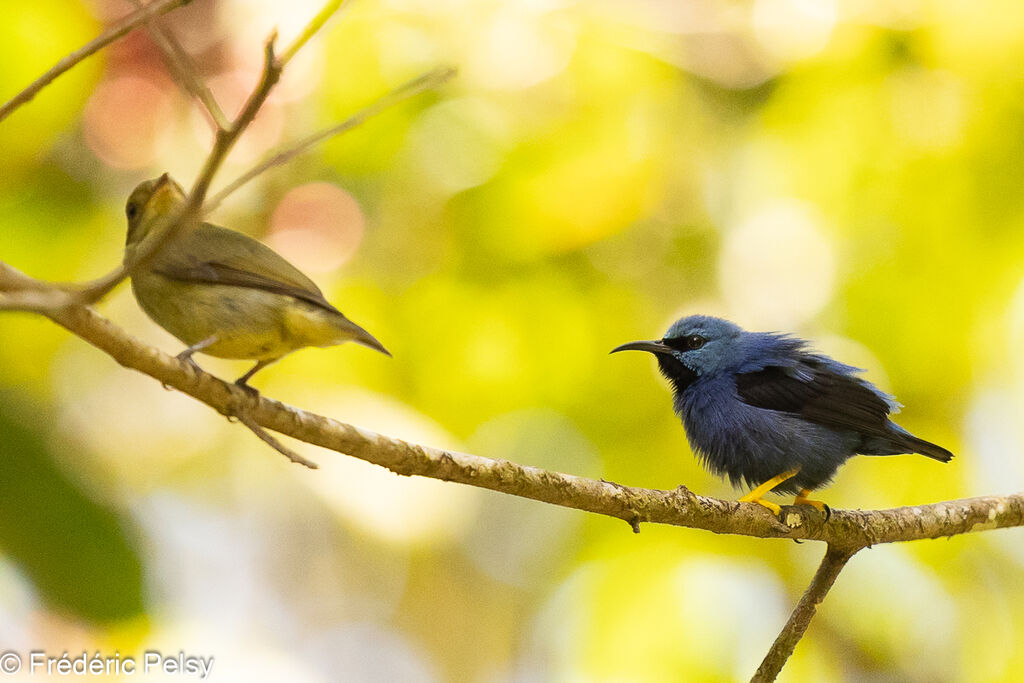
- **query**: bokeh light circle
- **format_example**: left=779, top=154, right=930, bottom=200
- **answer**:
left=267, top=182, right=366, bottom=274
left=83, top=76, right=173, bottom=170
left=718, top=199, right=836, bottom=330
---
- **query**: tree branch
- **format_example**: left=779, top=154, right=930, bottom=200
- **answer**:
left=7, top=294, right=1017, bottom=548
left=0, top=0, right=193, bottom=124
left=751, top=545, right=857, bottom=683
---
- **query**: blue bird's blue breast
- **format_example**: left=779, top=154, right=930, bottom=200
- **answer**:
left=636, top=315, right=951, bottom=494
left=675, top=373, right=859, bottom=494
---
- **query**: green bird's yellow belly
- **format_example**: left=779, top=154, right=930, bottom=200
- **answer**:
left=131, top=272, right=353, bottom=361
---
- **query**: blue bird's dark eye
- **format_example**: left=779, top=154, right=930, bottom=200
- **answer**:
left=665, top=334, right=707, bottom=351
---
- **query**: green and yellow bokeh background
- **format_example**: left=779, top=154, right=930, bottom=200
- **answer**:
left=1, top=0, right=1023, bottom=680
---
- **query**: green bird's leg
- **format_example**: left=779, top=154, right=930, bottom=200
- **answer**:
left=160, top=336, right=218, bottom=391
left=234, top=358, right=279, bottom=390
left=176, top=336, right=218, bottom=370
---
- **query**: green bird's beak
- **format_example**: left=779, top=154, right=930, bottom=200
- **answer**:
left=147, top=173, right=185, bottom=214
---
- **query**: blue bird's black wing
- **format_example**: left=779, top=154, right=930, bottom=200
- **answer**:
left=735, top=363, right=891, bottom=434
left=734, top=362, right=953, bottom=462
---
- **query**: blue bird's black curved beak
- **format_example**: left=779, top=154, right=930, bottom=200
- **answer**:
left=610, top=340, right=672, bottom=355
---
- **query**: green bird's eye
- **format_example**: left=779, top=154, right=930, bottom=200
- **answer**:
left=126, top=202, right=139, bottom=221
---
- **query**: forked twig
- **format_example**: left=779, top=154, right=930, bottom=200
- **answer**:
left=73, top=0, right=355, bottom=305
left=206, top=66, right=456, bottom=211
left=0, top=0, right=193, bottom=124
left=69, top=33, right=283, bottom=305
left=129, top=0, right=230, bottom=130
left=235, top=411, right=318, bottom=468
left=2, top=0, right=452, bottom=311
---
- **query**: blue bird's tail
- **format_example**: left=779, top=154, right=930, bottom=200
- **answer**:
left=864, top=424, right=954, bottom=463
left=904, top=434, right=954, bottom=463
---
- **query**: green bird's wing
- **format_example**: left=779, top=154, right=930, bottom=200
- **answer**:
left=154, top=223, right=340, bottom=313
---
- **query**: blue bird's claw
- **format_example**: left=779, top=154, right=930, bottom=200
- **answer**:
left=794, top=489, right=831, bottom=520
left=738, top=468, right=800, bottom=516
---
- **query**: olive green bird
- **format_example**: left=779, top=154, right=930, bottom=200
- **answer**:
left=124, top=173, right=389, bottom=388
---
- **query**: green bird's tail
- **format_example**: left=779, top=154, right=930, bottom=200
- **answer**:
left=334, top=314, right=391, bottom=357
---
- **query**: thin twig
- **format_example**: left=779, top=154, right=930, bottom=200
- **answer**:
left=751, top=546, right=858, bottom=683
left=0, top=0, right=192, bottom=124
left=235, top=411, right=318, bottom=468
left=72, top=33, right=284, bottom=305
left=129, top=0, right=230, bottom=130
left=74, top=0, right=352, bottom=305
left=205, top=66, right=457, bottom=212
left=279, top=0, right=347, bottom=67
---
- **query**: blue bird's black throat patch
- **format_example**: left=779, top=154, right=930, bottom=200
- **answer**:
left=656, top=354, right=697, bottom=393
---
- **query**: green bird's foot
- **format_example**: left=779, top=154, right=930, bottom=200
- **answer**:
left=162, top=349, right=204, bottom=391
left=174, top=351, right=203, bottom=372
left=232, top=359, right=277, bottom=395
left=233, top=378, right=261, bottom=397
left=167, top=336, right=217, bottom=388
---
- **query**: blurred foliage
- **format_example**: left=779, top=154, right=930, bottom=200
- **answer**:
left=1, top=0, right=1024, bottom=681
left=0, top=393, right=144, bottom=623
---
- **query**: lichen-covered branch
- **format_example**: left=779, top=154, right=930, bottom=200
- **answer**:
left=15, top=296, right=1020, bottom=548
left=752, top=546, right=857, bottom=683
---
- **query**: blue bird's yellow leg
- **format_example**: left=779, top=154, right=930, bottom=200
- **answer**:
left=793, top=489, right=829, bottom=514
left=738, top=468, right=800, bottom=515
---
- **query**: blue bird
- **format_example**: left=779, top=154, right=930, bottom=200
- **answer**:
left=612, top=315, right=953, bottom=515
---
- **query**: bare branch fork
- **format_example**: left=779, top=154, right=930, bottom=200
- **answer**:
left=0, top=2, right=1013, bottom=682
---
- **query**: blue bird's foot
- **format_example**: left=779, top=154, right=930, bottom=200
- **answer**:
left=738, top=468, right=800, bottom=516
left=793, top=489, right=831, bottom=520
